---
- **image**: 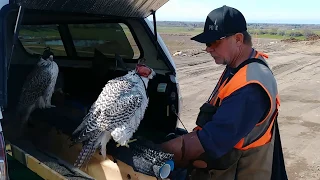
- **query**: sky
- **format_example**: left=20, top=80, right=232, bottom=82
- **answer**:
left=148, top=0, right=320, bottom=24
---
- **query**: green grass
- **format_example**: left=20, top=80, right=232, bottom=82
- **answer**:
left=156, top=27, right=203, bottom=35
left=252, top=34, right=284, bottom=39
left=20, top=29, right=59, bottom=38
left=252, top=34, right=306, bottom=40
left=155, top=26, right=320, bottom=41
left=246, top=27, right=320, bottom=41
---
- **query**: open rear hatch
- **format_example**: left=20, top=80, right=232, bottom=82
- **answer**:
left=1, top=0, right=181, bottom=180
left=10, top=0, right=168, bottom=17
left=0, top=0, right=170, bottom=108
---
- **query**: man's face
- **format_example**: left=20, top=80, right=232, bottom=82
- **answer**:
left=205, top=33, right=243, bottom=65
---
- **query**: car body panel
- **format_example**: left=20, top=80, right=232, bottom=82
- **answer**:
left=9, top=0, right=169, bottom=18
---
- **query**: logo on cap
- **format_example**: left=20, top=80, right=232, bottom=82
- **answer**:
left=209, top=19, right=218, bottom=31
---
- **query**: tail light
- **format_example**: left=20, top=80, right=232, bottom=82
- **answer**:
left=0, top=132, right=8, bottom=180
left=0, top=110, right=8, bottom=180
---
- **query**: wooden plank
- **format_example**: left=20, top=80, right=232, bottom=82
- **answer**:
left=42, top=128, right=159, bottom=180
left=7, top=143, right=67, bottom=180
left=25, top=154, right=66, bottom=180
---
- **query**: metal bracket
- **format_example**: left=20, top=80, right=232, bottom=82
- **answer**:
left=151, top=10, right=159, bottom=60
left=7, top=5, right=25, bottom=77
left=151, top=10, right=158, bottom=42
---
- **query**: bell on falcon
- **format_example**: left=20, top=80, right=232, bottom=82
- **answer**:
left=70, top=58, right=156, bottom=168
left=16, top=47, right=59, bottom=128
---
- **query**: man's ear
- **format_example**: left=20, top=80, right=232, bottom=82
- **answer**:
left=234, top=33, right=244, bottom=46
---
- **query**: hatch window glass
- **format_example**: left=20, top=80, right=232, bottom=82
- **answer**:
left=18, top=24, right=67, bottom=56
left=68, top=23, right=141, bottom=59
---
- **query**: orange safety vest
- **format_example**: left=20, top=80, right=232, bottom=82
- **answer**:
left=193, top=51, right=280, bottom=151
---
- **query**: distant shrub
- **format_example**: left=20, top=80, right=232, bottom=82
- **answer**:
left=269, top=28, right=278, bottom=35
left=288, top=31, right=303, bottom=37
left=277, top=30, right=286, bottom=36
left=302, top=29, right=317, bottom=39
left=257, top=29, right=268, bottom=35
left=247, top=27, right=315, bottom=38
left=248, top=29, right=258, bottom=35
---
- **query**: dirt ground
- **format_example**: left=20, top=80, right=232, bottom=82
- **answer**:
left=160, top=33, right=320, bottom=180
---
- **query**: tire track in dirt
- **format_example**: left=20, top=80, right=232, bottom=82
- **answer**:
left=177, top=62, right=224, bottom=81
left=174, top=55, right=225, bottom=130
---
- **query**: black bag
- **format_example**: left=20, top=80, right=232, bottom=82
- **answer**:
left=195, top=102, right=218, bottom=128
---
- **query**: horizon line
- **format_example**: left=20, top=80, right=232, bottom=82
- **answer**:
left=149, top=20, right=320, bottom=25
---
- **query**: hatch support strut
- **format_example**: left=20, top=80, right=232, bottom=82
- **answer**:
left=7, top=5, right=24, bottom=75
left=151, top=10, right=159, bottom=59
left=151, top=10, right=158, bottom=42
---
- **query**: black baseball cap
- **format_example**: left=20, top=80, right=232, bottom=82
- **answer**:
left=191, top=5, right=247, bottom=43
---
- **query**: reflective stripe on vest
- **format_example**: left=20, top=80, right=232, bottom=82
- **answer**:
left=209, top=52, right=269, bottom=106
left=192, top=52, right=269, bottom=132
left=194, top=51, right=280, bottom=150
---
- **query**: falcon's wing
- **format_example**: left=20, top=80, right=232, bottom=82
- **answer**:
left=102, top=91, right=143, bottom=125
left=72, top=81, right=144, bottom=143
left=18, top=64, right=52, bottom=107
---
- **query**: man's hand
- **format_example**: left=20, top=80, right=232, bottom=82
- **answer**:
left=160, top=131, right=207, bottom=168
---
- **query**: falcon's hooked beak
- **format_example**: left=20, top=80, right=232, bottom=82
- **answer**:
left=42, top=47, right=54, bottom=61
left=48, top=55, right=54, bottom=61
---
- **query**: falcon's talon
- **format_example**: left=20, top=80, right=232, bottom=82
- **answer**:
left=128, top=139, right=137, bottom=144
left=116, top=143, right=129, bottom=148
left=116, top=139, right=137, bottom=148
left=46, top=104, right=56, bottom=108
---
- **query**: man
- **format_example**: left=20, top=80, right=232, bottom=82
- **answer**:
left=161, top=5, right=288, bottom=180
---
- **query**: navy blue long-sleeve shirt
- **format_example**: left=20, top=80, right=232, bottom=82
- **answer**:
left=197, top=66, right=270, bottom=159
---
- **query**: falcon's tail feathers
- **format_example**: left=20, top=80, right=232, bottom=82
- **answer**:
left=74, top=130, right=106, bottom=168
left=73, top=141, right=97, bottom=168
